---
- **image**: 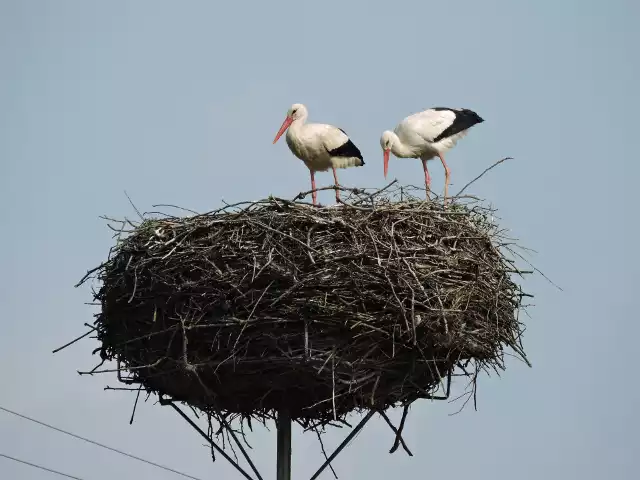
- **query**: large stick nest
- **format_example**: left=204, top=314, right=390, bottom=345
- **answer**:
left=78, top=184, right=531, bottom=428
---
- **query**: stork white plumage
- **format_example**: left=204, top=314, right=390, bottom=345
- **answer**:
left=380, top=107, right=484, bottom=204
left=273, top=103, right=365, bottom=205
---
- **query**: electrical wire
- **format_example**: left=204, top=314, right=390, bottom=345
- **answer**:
left=0, top=405, right=203, bottom=480
left=0, top=452, right=86, bottom=480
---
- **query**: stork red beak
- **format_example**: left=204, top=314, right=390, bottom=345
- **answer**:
left=273, top=116, right=293, bottom=144
left=383, top=149, right=390, bottom=178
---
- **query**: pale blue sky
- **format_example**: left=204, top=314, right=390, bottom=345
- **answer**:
left=1, top=0, right=638, bottom=478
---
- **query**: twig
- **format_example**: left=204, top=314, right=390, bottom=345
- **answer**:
left=52, top=326, right=96, bottom=353
left=454, top=157, right=514, bottom=198
left=129, top=386, right=142, bottom=424
left=388, top=405, right=412, bottom=455
left=124, top=190, right=144, bottom=221
left=169, top=404, right=256, bottom=480
left=314, top=428, right=338, bottom=479
left=309, top=411, right=376, bottom=480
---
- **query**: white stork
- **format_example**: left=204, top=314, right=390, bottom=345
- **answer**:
left=273, top=103, right=365, bottom=205
left=380, top=107, right=484, bottom=204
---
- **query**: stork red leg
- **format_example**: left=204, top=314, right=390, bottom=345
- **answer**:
left=310, top=170, right=317, bottom=205
left=421, top=158, right=431, bottom=199
left=438, top=152, right=451, bottom=206
left=332, top=167, right=341, bottom=203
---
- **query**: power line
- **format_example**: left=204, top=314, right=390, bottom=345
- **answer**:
left=0, top=406, right=204, bottom=480
left=0, top=452, right=86, bottom=480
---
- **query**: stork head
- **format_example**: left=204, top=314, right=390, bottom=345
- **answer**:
left=273, top=103, right=307, bottom=144
left=380, top=131, right=395, bottom=178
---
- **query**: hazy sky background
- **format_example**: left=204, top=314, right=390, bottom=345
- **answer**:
left=1, top=0, right=638, bottom=478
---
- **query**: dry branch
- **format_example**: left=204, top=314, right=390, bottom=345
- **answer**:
left=73, top=184, right=532, bottom=433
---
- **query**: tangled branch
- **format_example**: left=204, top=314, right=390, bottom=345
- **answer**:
left=69, top=183, right=533, bottom=450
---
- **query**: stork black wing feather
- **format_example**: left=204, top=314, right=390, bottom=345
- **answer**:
left=432, top=108, right=484, bottom=143
left=327, top=131, right=364, bottom=163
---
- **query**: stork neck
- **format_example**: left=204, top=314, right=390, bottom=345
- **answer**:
left=286, top=115, right=308, bottom=146
left=391, top=134, right=417, bottom=158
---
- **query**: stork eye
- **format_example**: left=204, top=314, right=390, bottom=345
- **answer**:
left=292, top=109, right=297, bottom=115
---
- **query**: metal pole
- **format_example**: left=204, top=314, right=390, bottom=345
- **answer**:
left=276, top=410, right=292, bottom=480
